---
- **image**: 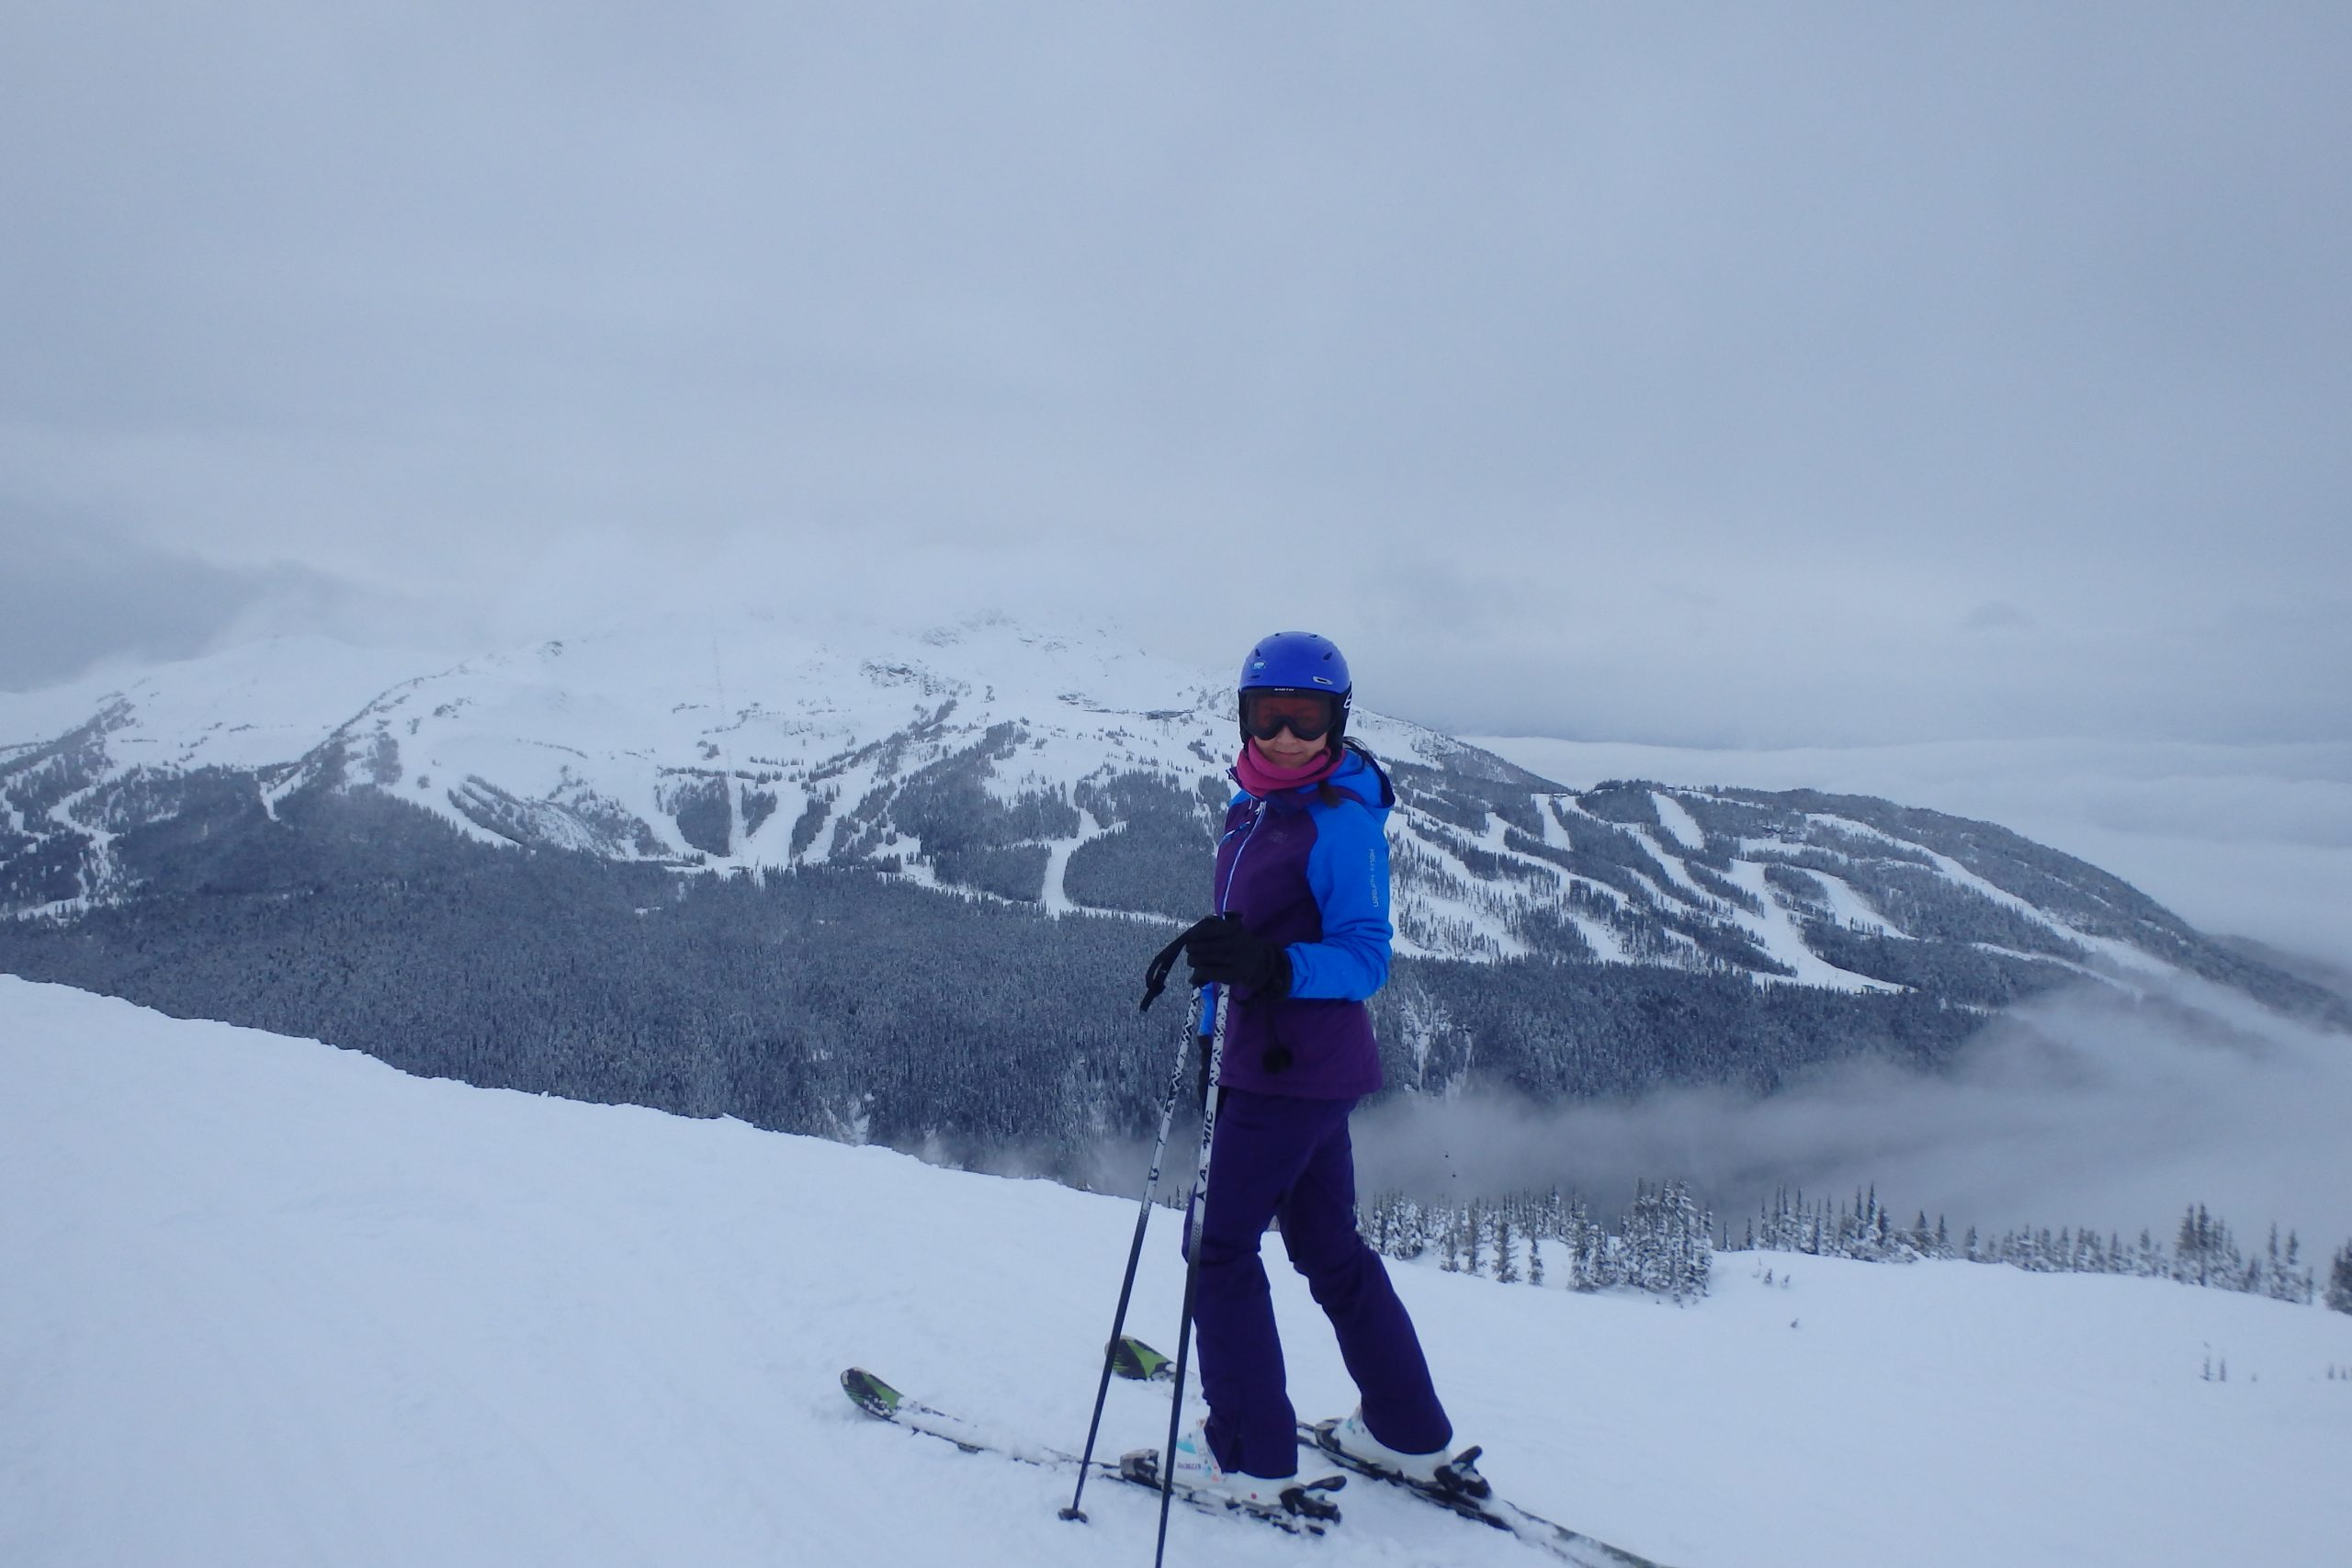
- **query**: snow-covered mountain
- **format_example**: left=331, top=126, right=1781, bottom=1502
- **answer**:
left=3, top=615, right=2343, bottom=1170
left=7, top=976, right=2348, bottom=1568
left=1, top=613, right=2324, bottom=1013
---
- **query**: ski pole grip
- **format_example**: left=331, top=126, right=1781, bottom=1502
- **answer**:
left=1138, top=915, right=1226, bottom=1011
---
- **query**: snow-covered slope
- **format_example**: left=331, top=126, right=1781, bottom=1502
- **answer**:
left=6, top=976, right=2347, bottom=1568
left=2, top=615, right=1526, bottom=938
left=3, top=615, right=2324, bottom=1020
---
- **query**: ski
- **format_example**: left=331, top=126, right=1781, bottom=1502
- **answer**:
left=1111, top=1332, right=1175, bottom=1382
left=1302, top=1417, right=1672, bottom=1568
left=1109, top=1339, right=1669, bottom=1564
left=839, top=1369, right=1340, bottom=1536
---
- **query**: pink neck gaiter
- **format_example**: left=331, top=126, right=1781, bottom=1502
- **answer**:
left=1232, top=739, right=1341, bottom=799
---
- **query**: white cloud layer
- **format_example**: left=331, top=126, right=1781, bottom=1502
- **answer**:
left=1353, top=972, right=2352, bottom=1256
left=2, top=4, right=2346, bottom=750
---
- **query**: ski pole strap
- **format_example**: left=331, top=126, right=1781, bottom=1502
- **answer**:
left=1138, top=915, right=1227, bottom=1012
left=1139, top=931, right=1188, bottom=1013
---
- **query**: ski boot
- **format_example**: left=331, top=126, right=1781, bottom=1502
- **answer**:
left=1319, top=1408, right=1490, bottom=1500
left=1136, top=1418, right=1344, bottom=1524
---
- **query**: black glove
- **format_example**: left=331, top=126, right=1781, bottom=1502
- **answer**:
left=1139, top=915, right=1228, bottom=1011
left=1184, top=917, right=1292, bottom=998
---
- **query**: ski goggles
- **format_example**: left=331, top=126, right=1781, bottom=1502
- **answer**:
left=1240, top=690, right=1340, bottom=742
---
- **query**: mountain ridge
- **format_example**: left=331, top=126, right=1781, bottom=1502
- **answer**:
left=5, top=613, right=2323, bottom=1015
left=3, top=615, right=2343, bottom=1170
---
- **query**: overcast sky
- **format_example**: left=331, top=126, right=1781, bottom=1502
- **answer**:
left=4, top=3, right=2348, bottom=750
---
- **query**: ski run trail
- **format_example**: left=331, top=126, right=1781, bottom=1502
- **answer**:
left=6, top=975, right=2348, bottom=1568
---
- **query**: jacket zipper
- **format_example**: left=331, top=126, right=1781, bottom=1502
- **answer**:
left=1213, top=799, right=1294, bottom=1075
left=1216, top=798, right=1269, bottom=916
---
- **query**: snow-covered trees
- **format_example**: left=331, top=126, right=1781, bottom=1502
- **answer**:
left=1301, top=1159, right=2333, bottom=1332
left=2262, top=1225, right=2312, bottom=1305
left=1747, top=1186, right=1943, bottom=1263
left=2176, top=1204, right=2231, bottom=1288
left=1730, top=1190, right=2334, bottom=1309
left=1358, top=1180, right=1715, bottom=1303
left=1365, top=1182, right=2342, bottom=1317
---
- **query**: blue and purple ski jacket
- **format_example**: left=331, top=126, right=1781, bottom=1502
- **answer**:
left=1196, top=744, right=1396, bottom=1100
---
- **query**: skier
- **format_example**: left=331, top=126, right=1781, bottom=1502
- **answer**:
left=1164, top=630, right=1481, bottom=1514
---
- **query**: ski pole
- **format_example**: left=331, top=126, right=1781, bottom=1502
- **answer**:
left=1153, top=979, right=1231, bottom=1568
left=1058, top=1003, right=1201, bottom=1525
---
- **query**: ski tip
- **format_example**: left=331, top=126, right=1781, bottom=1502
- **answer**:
left=841, top=1368, right=902, bottom=1417
left=1110, top=1334, right=1173, bottom=1382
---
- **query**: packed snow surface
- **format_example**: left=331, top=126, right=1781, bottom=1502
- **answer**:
left=6, top=976, right=2349, bottom=1568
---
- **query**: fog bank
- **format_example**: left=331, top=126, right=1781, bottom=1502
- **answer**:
left=1352, top=972, right=2352, bottom=1253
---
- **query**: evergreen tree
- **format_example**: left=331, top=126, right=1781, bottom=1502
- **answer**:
left=1396, top=1198, right=1428, bottom=1261
left=1570, top=1196, right=1606, bottom=1292
left=1496, top=1216, right=1521, bottom=1285
left=1624, top=1182, right=1665, bottom=1293
left=1671, top=1181, right=1712, bottom=1302
left=2177, top=1205, right=2217, bottom=1287
left=2326, top=1242, right=2352, bottom=1315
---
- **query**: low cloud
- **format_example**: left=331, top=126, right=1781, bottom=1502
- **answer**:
left=0, top=506, right=436, bottom=693
left=1, top=509, right=273, bottom=691
left=1351, top=971, right=2352, bottom=1255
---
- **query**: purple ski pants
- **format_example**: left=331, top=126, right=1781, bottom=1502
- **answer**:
left=1185, top=1087, right=1451, bottom=1479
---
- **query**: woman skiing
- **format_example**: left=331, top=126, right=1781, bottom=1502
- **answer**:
left=1165, top=630, right=1482, bottom=1516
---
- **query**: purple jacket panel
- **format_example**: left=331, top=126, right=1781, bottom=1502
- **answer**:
left=1201, top=748, right=1395, bottom=1100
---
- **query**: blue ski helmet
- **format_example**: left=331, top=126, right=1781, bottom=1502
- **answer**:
left=1238, top=631, right=1352, bottom=744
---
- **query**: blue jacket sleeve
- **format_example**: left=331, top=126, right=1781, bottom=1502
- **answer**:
left=1285, top=800, right=1392, bottom=1000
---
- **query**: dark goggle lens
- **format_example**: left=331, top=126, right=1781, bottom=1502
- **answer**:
left=1242, top=692, right=1337, bottom=741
